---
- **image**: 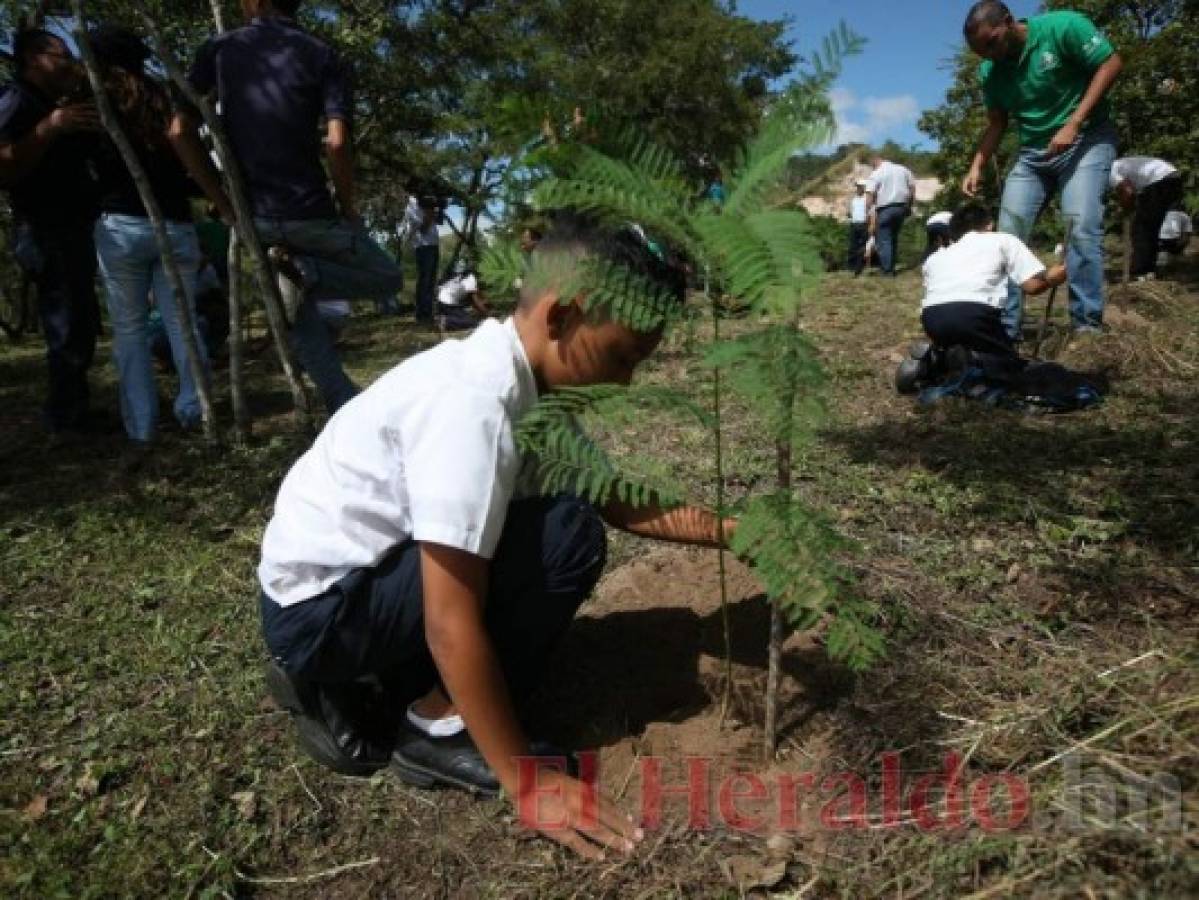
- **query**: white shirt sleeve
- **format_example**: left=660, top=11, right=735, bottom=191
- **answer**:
left=462, top=274, right=478, bottom=293
left=399, top=389, right=516, bottom=558
left=1108, top=159, right=1127, bottom=190
left=1002, top=235, right=1047, bottom=286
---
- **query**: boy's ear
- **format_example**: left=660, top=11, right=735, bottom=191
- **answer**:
left=545, top=294, right=585, bottom=340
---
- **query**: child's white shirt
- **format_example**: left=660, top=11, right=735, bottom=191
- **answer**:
left=922, top=232, right=1045, bottom=310
left=259, top=317, right=538, bottom=607
left=438, top=273, right=479, bottom=307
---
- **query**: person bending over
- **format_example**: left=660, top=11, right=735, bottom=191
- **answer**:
left=920, top=203, right=1065, bottom=381
left=258, top=214, right=735, bottom=860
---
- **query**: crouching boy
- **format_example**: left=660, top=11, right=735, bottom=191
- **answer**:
left=920, top=203, right=1066, bottom=380
left=258, top=215, right=732, bottom=859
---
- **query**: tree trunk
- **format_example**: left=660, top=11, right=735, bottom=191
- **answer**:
left=227, top=230, right=249, bottom=441
left=72, top=9, right=217, bottom=441
left=140, top=9, right=312, bottom=429
left=707, top=266, right=733, bottom=726
left=763, top=437, right=790, bottom=761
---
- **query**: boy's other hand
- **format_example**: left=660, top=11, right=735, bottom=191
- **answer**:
left=961, top=165, right=982, bottom=198
left=520, top=768, right=643, bottom=861
left=43, top=103, right=101, bottom=137
left=1046, top=263, right=1068, bottom=287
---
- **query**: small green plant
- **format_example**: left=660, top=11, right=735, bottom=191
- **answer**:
left=482, top=24, right=883, bottom=758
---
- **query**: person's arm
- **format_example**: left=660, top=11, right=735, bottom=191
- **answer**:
left=167, top=110, right=234, bottom=223
left=1113, top=178, right=1136, bottom=212
left=1047, top=54, right=1122, bottom=157
left=326, top=117, right=357, bottom=222
left=963, top=107, right=1009, bottom=197
left=420, top=543, right=641, bottom=860
left=1020, top=263, right=1067, bottom=296
left=601, top=500, right=735, bottom=548
left=0, top=103, right=101, bottom=187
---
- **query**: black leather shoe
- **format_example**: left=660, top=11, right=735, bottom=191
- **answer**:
left=391, top=722, right=576, bottom=798
left=265, top=663, right=393, bottom=777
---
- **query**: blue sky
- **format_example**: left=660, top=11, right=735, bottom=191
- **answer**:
left=739, top=0, right=1041, bottom=149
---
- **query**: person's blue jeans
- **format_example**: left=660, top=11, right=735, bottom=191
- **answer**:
left=94, top=214, right=210, bottom=442
left=24, top=220, right=100, bottom=431
left=997, top=121, right=1118, bottom=337
left=260, top=495, right=607, bottom=701
left=414, top=244, right=439, bottom=320
left=875, top=204, right=909, bottom=275
left=255, top=218, right=404, bottom=413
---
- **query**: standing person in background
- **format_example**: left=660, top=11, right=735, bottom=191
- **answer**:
left=961, top=1, right=1122, bottom=339
left=89, top=25, right=216, bottom=449
left=1109, top=156, right=1182, bottom=281
left=171, top=0, right=404, bottom=414
left=0, top=29, right=103, bottom=436
left=865, top=153, right=915, bottom=276
left=407, top=195, right=441, bottom=323
left=924, top=210, right=954, bottom=261
left=847, top=180, right=869, bottom=275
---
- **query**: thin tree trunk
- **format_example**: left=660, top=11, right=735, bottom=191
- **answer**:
left=72, top=9, right=217, bottom=441
left=208, top=0, right=227, bottom=33
left=227, top=230, right=249, bottom=441
left=706, top=266, right=733, bottom=726
left=139, top=9, right=312, bottom=429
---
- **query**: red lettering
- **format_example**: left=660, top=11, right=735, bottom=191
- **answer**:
left=971, top=774, right=1030, bottom=832
left=909, top=753, right=966, bottom=831
left=820, top=772, right=868, bottom=830
left=777, top=772, right=816, bottom=832
left=640, top=757, right=711, bottom=829
left=718, top=772, right=769, bottom=832
left=515, top=756, right=569, bottom=831
left=881, top=752, right=902, bottom=828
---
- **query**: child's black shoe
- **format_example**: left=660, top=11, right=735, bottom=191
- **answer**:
left=265, top=663, right=393, bottom=776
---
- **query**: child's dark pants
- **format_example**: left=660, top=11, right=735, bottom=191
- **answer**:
left=260, top=496, right=607, bottom=703
left=922, top=301, right=1025, bottom=382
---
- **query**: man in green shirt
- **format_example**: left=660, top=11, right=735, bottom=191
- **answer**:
left=961, top=1, right=1122, bottom=339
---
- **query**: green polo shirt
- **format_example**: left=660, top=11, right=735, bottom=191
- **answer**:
left=980, top=11, right=1115, bottom=149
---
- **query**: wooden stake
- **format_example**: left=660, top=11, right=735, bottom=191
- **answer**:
left=227, top=230, right=249, bottom=441
left=139, top=9, right=312, bottom=429
left=72, top=6, right=217, bottom=441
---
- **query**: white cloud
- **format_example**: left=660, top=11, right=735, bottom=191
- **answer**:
left=824, top=89, right=920, bottom=148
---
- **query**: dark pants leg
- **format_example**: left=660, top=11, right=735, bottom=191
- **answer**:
left=876, top=204, right=908, bottom=274
left=437, top=302, right=478, bottom=332
left=414, top=246, right=439, bottom=320
left=260, top=495, right=607, bottom=703
left=922, top=302, right=1025, bottom=382
left=31, top=222, right=100, bottom=430
left=1131, top=177, right=1183, bottom=276
left=847, top=223, right=868, bottom=273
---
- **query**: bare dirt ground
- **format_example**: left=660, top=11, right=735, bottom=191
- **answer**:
left=2, top=251, right=1196, bottom=897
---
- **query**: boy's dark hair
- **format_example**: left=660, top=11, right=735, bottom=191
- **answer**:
left=964, top=1, right=1012, bottom=38
left=268, top=0, right=304, bottom=16
left=950, top=203, right=994, bottom=240
left=12, top=28, right=63, bottom=75
left=520, top=211, right=688, bottom=313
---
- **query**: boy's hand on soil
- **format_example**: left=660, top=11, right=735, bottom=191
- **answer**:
left=522, top=769, right=643, bottom=861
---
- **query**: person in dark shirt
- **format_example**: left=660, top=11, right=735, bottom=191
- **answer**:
left=0, top=29, right=103, bottom=434
left=171, top=0, right=403, bottom=414
left=88, top=25, right=219, bottom=446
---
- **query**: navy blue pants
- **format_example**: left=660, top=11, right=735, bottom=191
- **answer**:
left=875, top=203, right=909, bottom=275
left=260, top=496, right=607, bottom=702
left=922, top=301, right=1025, bottom=382
left=413, top=245, right=439, bottom=320
left=26, top=221, right=100, bottom=430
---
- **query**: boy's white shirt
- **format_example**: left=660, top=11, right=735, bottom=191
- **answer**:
left=1160, top=210, right=1192, bottom=240
left=1108, top=156, right=1177, bottom=193
left=849, top=196, right=868, bottom=223
left=922, top=232, right=1045, bottom=311
left=438, top=273, right=479, bottom=307
left=927, top=211, right=954, bottom=227
left=258, top=317, right=539, bottom=607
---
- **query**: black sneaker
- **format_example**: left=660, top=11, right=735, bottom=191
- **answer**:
left=391, top=721, right=576, bottom=798
left=265, top=663, right=393, bottom=777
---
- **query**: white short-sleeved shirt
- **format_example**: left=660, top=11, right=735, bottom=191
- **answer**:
left=1160, top=210, right=1192, bottom=241
left=438, top=273, right=479, bottom=307
left=922, top=232, right=1046, bottom=310
left=927, top=211, right=953, bottom=228
left=258, top=317, right=539, bottom=607
left=865, top=161, right=914, bottom=207
left=404, top=198, right=441, bottom=248
left=849, top=196, right=868, bottom=223
left=1109, top=157, right=1177, bottom=193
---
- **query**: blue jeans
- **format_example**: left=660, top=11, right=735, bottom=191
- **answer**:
left=997, top=122, right=1118, bottom=336
left=875, top=204, right=908, bottom=275
left=255, top=218, right=403, bottom=413
left=94, top=215, right=210, bottom=442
